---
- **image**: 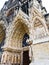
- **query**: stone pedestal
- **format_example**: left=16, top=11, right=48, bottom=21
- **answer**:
left=30, top=42, right=49, bottom=65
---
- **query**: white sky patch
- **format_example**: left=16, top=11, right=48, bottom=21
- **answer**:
left=0, top=0, right=8, bottom=10
left=0, top=0, right=49, bottom=13
left=42, top=0, right=49, bottom=13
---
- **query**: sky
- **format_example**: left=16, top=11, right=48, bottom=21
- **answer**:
left=0, top=0, right=49, bottom=13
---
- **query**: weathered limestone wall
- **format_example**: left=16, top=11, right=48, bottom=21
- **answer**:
left=32, top=42, right=49, bottom=61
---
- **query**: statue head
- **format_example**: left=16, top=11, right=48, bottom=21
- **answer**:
left=23, top=33, right=29, bottom=40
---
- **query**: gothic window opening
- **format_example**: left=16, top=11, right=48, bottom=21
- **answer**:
left=21, top=0, right=29, bottom=15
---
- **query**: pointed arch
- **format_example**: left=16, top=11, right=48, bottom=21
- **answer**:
left=12, top=9, right=31, bottom=29
left=33, top=16, right=49, bottom=35
left=4, top=10, right=32, bottom=48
